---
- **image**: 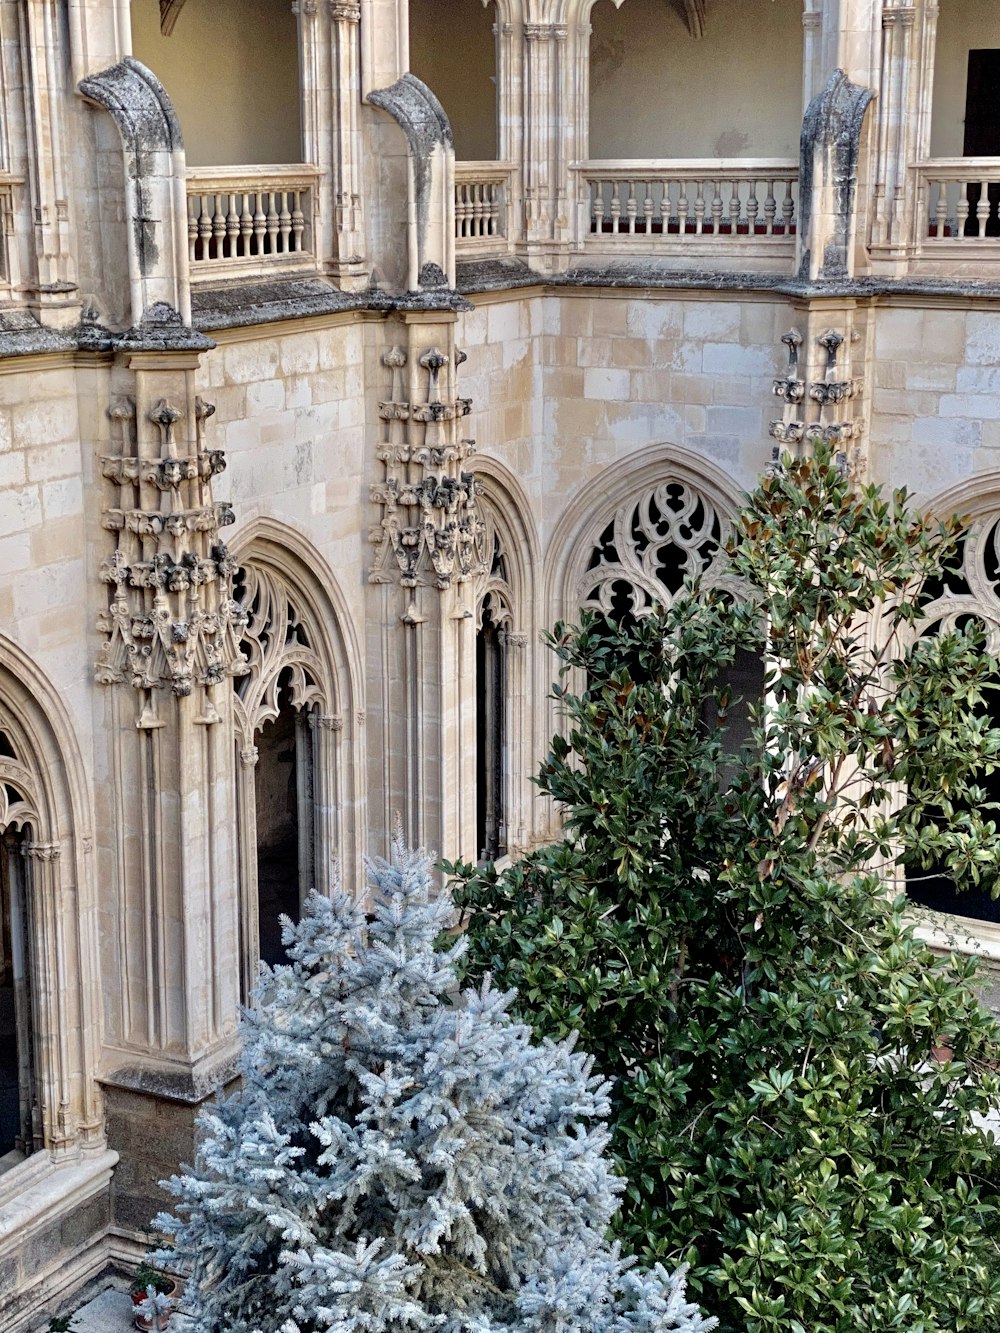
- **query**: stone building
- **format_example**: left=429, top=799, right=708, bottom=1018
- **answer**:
left=1, top=0, right=999, bottom=1325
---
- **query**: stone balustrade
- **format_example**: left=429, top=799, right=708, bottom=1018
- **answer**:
left=917, top=160, right=1000, bottom=243
left=579, top=161, right=798, bottom=239
left=573, top=160, right=798, bottom=271
left=186, top=165, right=320, bottom=279
left=454, top=163, right=515, bottom=254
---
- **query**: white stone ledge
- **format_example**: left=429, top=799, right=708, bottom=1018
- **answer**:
left=0, top=1149, right=117, bottom=1259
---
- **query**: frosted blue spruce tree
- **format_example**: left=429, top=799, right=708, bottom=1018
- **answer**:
left=155, top=842, right=716, bottom=1333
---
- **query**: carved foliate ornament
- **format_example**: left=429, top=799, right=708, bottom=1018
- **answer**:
left=370, top=341, right=486, bottom=590
left=768, top=328, right=866, bottom=479
left=95, top=396, right=247, bottom=700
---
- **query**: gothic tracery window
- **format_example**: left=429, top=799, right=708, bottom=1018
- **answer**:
left=234, top=565, right=332, bottom=975
left=0, top=732, right=38, bottom=1165
left=477, top=530, right=513, bottom=862
left=579, top=479, right=737, bottom=620
left=906, top=516, right=1000, bottom=924
left=579, top=477, right=761, bottom=759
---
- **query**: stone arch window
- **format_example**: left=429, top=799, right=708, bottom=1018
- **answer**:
left=0, top=742, right=39, bottom=1164
left=579, top=477, right=736, bottom=620
left=476, top=520, right=515, bottom=862
left=409, top=0, right=499, bottom=160
left=234, top=562, right=344, bottom=986
left=575, top=471, right=762, bottom=758
left=905, top=514, right=1000, bottom=927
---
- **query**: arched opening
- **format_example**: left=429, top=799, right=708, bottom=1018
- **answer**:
left=130, top=0, right=303, bottom=166
left=476, top=531, right=512, bottom=863
left=588, top=0, right=803, bottom=160
left=577, top=475, right=764, bottom=773
left=253, top=671, right=316, bottom=967
left=409, top=0, right=498, bottom=160
left=929, top=0, right=1000, bottom=238
left=0, top=818, right=35, bottom=1167
left=235, top=565, right=327, bottom=975
left=906, top=513, right=1000, bottom=923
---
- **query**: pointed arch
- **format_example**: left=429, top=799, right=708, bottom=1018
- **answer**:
left=546, top=443, right=745, bottom=625
left=895, top=474, right=1000, bottom=947
left=472, top=459, right=542, bottom=856
left=228, top=520, right=365, bottom=988
left=0, top=636, right=102, bottom=1175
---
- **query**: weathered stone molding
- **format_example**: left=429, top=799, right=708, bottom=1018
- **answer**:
left=78, top=58, right=191, bottom=324
left=797, top=69, right=875, bottom=281
left=367, top=75, right=455, bottom=291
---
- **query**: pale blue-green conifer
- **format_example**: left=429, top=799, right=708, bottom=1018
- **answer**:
left=155, top=842, right=715, bottom=1333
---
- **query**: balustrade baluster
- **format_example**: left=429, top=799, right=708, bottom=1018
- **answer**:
left=952, top=182, right=965, bottom=238
left=694, top=180, right=705, bottom=235
left=240, top=194, right=253, bottom=257
left=278, top=193, right=292, bottom=252
left=225, top=193, right=239, bottom=258
left=291, top=192, right=305, bottom=251
left=976, top=179, right=991, bottom=238
left=782, top=181, right=795, bottom=231
left=197, top=197, right=212, bottom=261
left=592, top=182, right=604, bottom=234
left=643, top=183, right=654, bottom=233
left=610, top=183, right=622, bottom=233
left=266, top=193, right=280, bottom=253
left=475, top=184, right=488, bottom=238
left=764, top=180, right=777, bottom=235
left=728, top=181, right=740, bottom=233
left=710, top=181, right=722, bottom=234
left=209, top=194, right=225, bottom=260
left=188, top=202, right=198, bottom=263
left=746, top=181, right=759, bottom=233
left=677, top=181, right=689, bottom=235
left=252, top=195, right=266, bottom=255
left=626, top=182, right=638, bottom=234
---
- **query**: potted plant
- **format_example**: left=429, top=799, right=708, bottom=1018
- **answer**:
left=129, top=1261, right=175, bottom=1331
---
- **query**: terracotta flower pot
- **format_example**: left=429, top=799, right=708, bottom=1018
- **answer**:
left=131, top=1277, right=177, bottom=1332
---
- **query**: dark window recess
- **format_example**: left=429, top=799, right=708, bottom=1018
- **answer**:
left=0, top=826, right=36, bottom=1159
left=963, top=50, right=1000, bottom=237
left=476, top=601, right=507, bottom=864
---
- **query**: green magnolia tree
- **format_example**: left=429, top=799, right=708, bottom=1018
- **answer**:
left=450, top=447, right=1000, bottom=1333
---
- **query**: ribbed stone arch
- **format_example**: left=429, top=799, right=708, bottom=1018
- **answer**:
left=546, top=443, right=745, bottom=626
left=473, top=458, right=542, bottom=855
left=0, top=637, right=102, bottom=1168
left=228, top=520, right=365, bottom=990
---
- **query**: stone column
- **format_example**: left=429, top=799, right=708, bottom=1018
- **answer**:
left=367, top=311, right=484, bottom=863
left=328, top=0, right=367, bottom=287
left=869, top=0, right=939, bottom=271
left=20, top=0, right=80, bottom=329
left=94, top=328, right=247, bottom=1229
left=521, top=19, right=572, bottom=270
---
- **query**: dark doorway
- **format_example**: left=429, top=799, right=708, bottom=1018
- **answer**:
left=255, top=673, right=315, bottom=966
left=962, top=50, right=1000, bottom=236
left=476, top=599, right=507, bottom=863
left=0, top=825, right=34, bottom=1161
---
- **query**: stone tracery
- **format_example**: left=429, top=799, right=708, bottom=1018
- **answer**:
left=579, top=477, right=737, bottom=619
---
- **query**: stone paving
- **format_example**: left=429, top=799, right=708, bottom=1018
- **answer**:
left=56, top=1282, right=196, bottom=1333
